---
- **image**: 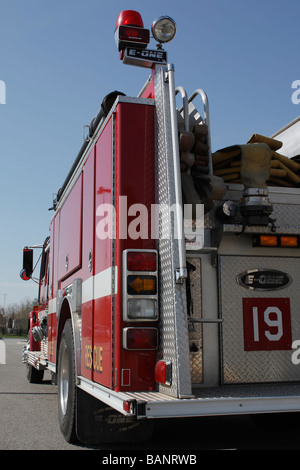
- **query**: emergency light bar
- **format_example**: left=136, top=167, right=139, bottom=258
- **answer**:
left=115, top=10, right=176, bottom=68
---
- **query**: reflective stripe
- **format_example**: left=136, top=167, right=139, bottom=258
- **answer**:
left=82, top=266, right=117, bottom=304
left=82, top=275, right=94, bottom=304
left=48, top=298, right=56, bottom=314
left=48, top=266, right=117, bottom=310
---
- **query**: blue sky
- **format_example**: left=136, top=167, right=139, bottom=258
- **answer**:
left=0, top=0, right=299, bottom=307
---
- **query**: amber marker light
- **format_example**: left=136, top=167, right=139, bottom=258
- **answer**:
left=259, top=235, right=278, bottom=246
left=280, top=236, right=298, bottom=247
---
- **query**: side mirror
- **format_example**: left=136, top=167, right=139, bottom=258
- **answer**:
left=20, top=248, right=33, bottom=281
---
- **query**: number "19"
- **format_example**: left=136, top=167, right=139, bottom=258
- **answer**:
left=252, top=306, right=283, bottom=342
left=243, top=298, right=291, bottom=351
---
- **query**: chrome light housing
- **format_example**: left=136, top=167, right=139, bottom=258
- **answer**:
left=151, top=16, right=176, bottom=44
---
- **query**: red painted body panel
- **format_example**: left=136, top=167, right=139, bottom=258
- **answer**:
left=94, top=119, right=113, bottom=274
left=48, top=213, right=59, bottom=364
left=93, top=296, right=111, bottom=386
left=93, top=119, right=113, bottom=388
left=47, top=99, right=156, bottom=392
left=57, top=176, right=83, bottom=282
left=140, top=69, right=155, bottom=99
left=114, top=101, right=156, bottom=391
left=81, top=149, right=95, bottom=381
left=52, top=212, right=60, bottom=293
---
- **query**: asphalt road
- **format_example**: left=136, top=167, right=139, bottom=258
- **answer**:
left=0, top=337, right=85, bottom=450
left=1, top=338, right=300, bottom=452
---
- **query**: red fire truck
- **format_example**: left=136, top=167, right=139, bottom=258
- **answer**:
left=21, top=10, right=300, bottom=445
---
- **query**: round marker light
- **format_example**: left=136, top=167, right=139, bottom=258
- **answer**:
left=20, top=268, right=30, bottom=281
left=151, top=16, right=176, bottom=44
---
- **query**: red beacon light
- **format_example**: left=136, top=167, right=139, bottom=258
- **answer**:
left=115, top=10, right=150, bottom=52
left=115, top=10, right=144, bottom=29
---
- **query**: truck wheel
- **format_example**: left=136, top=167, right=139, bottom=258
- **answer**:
left=26, top=363, right=44, bottom=383
left=76, top=387, right=154, bottom=445
left=57, top=319, right=77, bottom=443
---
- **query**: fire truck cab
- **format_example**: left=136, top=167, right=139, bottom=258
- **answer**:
left=21, top=10, right=300, bottom=445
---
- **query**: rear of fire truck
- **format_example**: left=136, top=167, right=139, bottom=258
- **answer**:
left=20, top=10, right=300, bottom=445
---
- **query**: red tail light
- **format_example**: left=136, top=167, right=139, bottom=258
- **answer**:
left=127, top=251, right=157, bottom=272
left=155, top=360, right=172, bottom=385
left=123, top=327, right=158, bottom=350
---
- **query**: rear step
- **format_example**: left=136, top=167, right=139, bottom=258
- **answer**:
left=77, top=375, right=300, bottom=418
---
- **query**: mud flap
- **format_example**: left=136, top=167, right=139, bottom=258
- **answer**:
left=76, top=388, right=154, bottom=445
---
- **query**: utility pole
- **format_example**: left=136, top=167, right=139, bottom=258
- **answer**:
left=2, top=294, right=6, bottom=312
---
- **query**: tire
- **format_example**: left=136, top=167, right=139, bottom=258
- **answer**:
left=57, top=319, right=78, bottom=443
left=57, top=320, right=154, bottom=446
left=76, top=387, right=154, bottom=445
left=26, top=363, right=44, bottom=383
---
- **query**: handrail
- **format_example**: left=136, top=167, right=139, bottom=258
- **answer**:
left=188, top=89, right=213, bottom=175
left=167, top=64, right=187, bottom=283
left=175, top=86, right=189, bottom=132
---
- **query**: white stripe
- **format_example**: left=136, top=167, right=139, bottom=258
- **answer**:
left=48, top=267, right=117, bottom=310
left=82, top=266, right=117, bottom=304
left=48, top=298, right=57, bottom=314
left=82, top=275, right=94, bottom=304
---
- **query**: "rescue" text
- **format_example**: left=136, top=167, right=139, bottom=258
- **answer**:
left=84, top=344, right=103, bottom=373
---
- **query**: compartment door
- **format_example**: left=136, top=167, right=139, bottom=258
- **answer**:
left=219, top=256, right=300, bottom=384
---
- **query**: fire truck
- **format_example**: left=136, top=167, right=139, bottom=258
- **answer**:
left=21, top=10, right=300, bottom=445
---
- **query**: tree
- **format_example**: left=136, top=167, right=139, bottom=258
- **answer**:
left=0, top=310, right=5, bottom=334
left=4, top=298, right=34, bottom=334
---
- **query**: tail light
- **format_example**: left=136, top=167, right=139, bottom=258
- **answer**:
left=123, top=327, right=158, bottom=350
left=115, top=10, right=150, bottom=51
left=127, top=298, right=157, bottom=321
left=123, top=250, right=158, bottom=322
left=127, top=251, right=157, bottom=272
left=155, top=360, right=172, bottom=386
